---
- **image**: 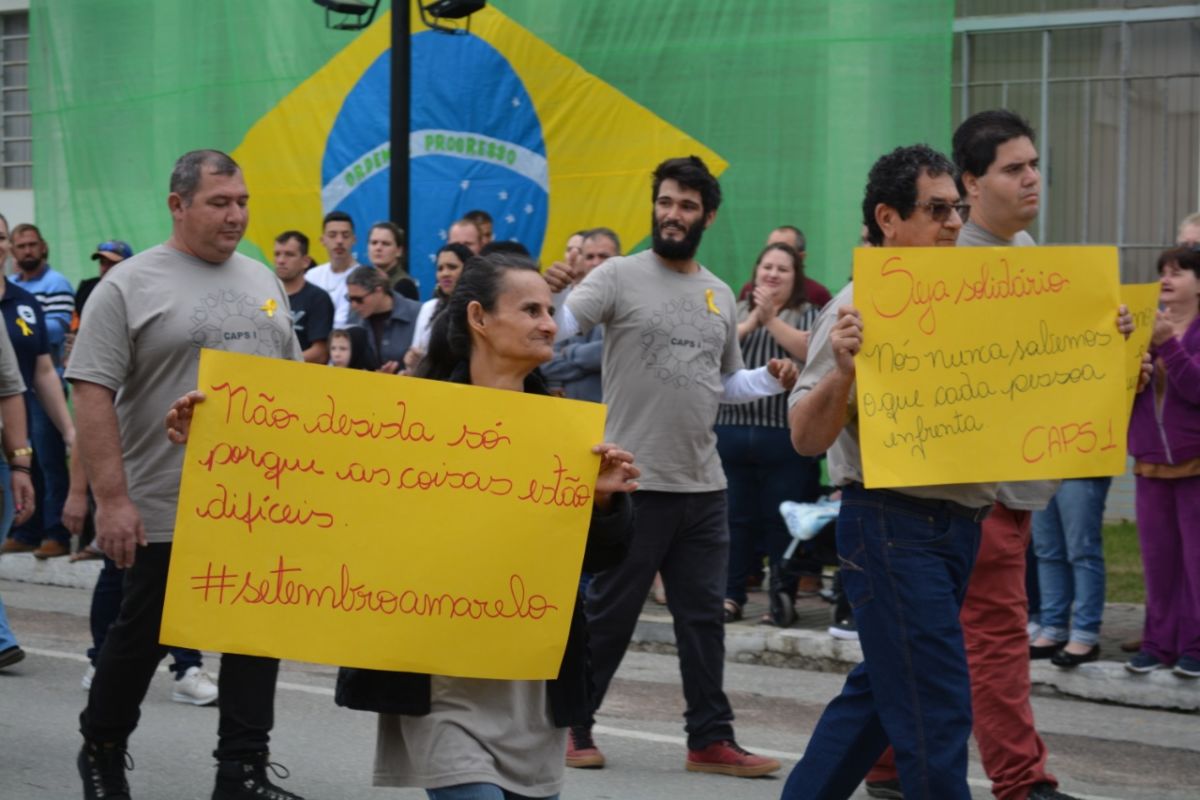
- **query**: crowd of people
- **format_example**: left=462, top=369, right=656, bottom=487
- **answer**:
left=0, top=104, right=1195, bottom=800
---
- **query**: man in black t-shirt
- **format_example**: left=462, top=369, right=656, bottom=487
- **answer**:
left=274, top=230, right=334, bottom=363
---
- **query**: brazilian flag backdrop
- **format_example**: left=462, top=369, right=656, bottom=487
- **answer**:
left=32, top=0, right=952, bottom=296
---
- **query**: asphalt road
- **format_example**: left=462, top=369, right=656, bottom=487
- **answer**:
left=2, top=577, right=1197, bottom=799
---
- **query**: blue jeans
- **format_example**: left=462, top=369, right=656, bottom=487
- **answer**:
left=0, top=460, right=18, bottom=652
left=1032, top=477, right=1110, bottom=646
left=715, top=424, right=820, bottom=606
left=0, top=596, right=16, bottom=652
left=426, top=785, right=558, bottom=800
left=10, top=392, right=70, bottom=546
left=781, top=485, right=984, bottom=800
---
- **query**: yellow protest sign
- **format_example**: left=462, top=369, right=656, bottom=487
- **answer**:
left=853, top=246, right=1127, bottom=487
left=161, top=350, right=606, bottom=680
left=1121, top=283, right=1160, bottom=410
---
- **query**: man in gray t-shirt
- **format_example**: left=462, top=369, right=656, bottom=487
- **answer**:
left=69, top=150, right=306, bottom=800
left=546, top=157, right=790, bottom=777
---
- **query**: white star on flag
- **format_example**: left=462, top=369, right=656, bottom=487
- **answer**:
left=429, top=253, right=437, bottom=262
left=511, top=97, right=521, bottom=107
left=498, top=190, right=508, bottom=200
left=505, top=214, right=516, bottom=224
left=460, top=179, right=471, bottom=190
left=438, top=229, right=447, bottom=241
left=524, top=204, right=534, bottom=214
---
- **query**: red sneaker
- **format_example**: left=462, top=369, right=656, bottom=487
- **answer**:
left=686, top=740, right=781, bottom=778
left=566, top=725, right=605, bottom=769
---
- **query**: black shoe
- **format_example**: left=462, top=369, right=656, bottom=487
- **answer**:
left=865, top=778, right=904, bottom=799
left=0, top=645, right=25, bottom=669
left=1028, top=781, right=1081, bottom=799
left=1030, top=642, right=1064, bottom=660
left=78, top=741, right=132, bottom=800
left=1050, top=644, right=1099, bottom=668
left=212, top=753, right=304, bottom=800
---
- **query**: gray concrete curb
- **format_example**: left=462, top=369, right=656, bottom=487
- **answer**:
left=1030, top=661, right=1200, bottom=712
left=631, top=612, right=1199, bottom=713
left=0, top=552, right=100, bottom=589
left=5, top=554, right=1196, bottom=713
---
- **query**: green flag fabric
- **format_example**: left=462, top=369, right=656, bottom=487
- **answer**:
left=31, top=0, right=952, bottom=292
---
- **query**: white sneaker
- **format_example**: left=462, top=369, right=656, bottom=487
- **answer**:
left=81, top=664, right=95, bottom=691
left=171, top=666, right=218, bottom=706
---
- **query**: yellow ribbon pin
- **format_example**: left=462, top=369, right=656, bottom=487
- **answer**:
left=705, top=288, right=721, bottom=316
left=259, top=298, right=278, bottom=318
left=16, top=318, right=32, bottom=337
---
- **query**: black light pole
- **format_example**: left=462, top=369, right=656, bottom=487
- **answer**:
left=316, top=1, right=485, bottom=240
left=390, top=1, right=410, bottom=236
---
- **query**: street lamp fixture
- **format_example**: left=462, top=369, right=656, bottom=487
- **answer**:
left=312, top=0, right=381, bottom=31
left=420, top=0, right=487, bottom=33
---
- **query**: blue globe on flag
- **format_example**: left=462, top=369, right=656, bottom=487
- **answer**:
left=321, top=32, right=548, bottom=298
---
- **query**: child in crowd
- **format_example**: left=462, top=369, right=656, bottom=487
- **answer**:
left=329, top=327, right=378, bottom=371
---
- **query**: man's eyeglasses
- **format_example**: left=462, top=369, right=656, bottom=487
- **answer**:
left=914, top=200, right=971, bottom=224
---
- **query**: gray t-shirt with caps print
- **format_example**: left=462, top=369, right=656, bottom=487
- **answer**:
left=566, top=249, right=744, bottom=492
left=65, top=244, right=301, bottom=542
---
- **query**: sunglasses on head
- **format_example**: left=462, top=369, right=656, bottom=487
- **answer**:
left=914, top=200, right=971, bottom=224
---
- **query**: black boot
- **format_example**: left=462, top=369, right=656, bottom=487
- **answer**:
left=78, top=740, right=133, bottom=799
left=212, top=753, right=304, bottom=800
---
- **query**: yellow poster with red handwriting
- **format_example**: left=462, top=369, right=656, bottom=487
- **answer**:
left=1121, top=283, right=1160, bottom=411
left=161, top=350, right=606, bottom=679
left=853, top=246, right=1127, bottom=488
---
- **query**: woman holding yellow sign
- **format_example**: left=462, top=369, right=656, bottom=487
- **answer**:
left=165, top=251, right=639, bottom=800
left=385, top=251, right=638, bottom=800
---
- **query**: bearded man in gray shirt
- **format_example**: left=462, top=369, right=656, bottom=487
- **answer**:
left=544, top=157, right=793, bottom=778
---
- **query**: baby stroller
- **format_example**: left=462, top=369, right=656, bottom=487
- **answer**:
left=778, top=498, right=856, bottom=638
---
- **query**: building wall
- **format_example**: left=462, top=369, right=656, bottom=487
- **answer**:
left=0, top=0, right=31, bottom=224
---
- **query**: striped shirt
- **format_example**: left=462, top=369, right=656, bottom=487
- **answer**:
left=10, top=265, right=76, bottom=359
left=716, top=301, right=818, bottom=428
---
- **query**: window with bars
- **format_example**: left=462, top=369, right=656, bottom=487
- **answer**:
left=0, top=11, right=30, bottom=190
left=952, top=10, right=1200, bottom=283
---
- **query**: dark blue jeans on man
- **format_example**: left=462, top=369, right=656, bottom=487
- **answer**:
left=10, top=392, right=70, bottom=547
left=715, top=425, right=820, bottom=607
left=781, top=484, right=986, bottom=800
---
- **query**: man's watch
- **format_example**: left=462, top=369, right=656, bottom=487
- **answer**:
left=8, top=446, right=33, bottom=460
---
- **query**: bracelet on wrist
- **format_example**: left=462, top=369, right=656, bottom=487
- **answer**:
left=10, top=465, right=31, bottom=474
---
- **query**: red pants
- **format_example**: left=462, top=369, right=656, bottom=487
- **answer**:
left=866, top=503, right=1055, bottom=800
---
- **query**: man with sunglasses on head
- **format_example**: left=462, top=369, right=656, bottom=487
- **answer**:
left=345, top=265, right=420, bottom=374
left=781, top=144, right=993, bottom=800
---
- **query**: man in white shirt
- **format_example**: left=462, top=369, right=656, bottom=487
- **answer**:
left=305, top=210, right=361, bottom=328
